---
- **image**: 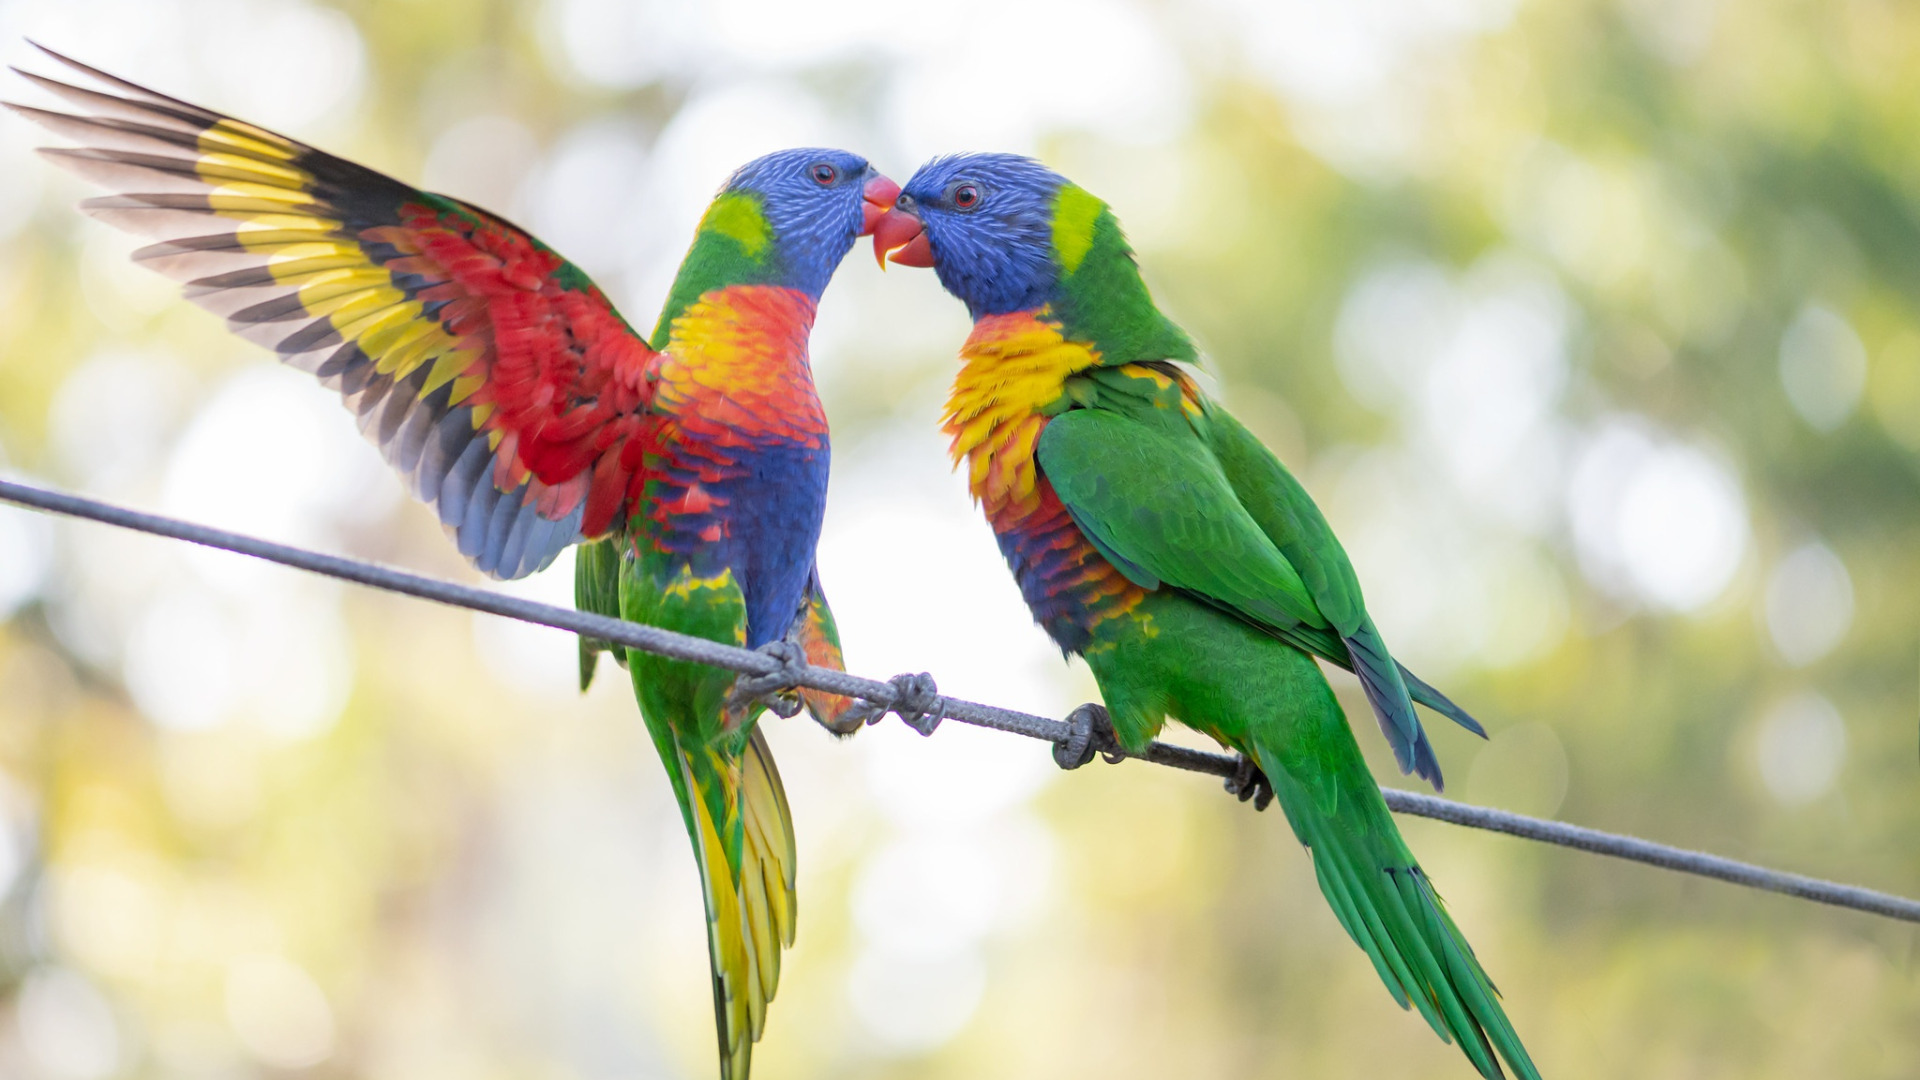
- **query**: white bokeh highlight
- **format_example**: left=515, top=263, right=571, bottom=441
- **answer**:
left=1762, top=541, right=1853, bottom=667
left=1755, top=690, right=1846, bottom=806
left=1778, top=304, right=1867, bottom=432
left=1568, top=417, right=1749, bottom=613
left=421, top=113, right=542, bottom=218
left=225, top=954, right=338, bottom=1069
left=7, top=0, right=365, bottom=134
left=16, top=967, right=121, bottom=1080
left=47, top=349, right=192, bottom=493
left=541, top=0, right=711, bottom=88
left=1206, top=0, right=1520, bottom=174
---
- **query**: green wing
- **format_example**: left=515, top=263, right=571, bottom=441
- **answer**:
left=1040, top=398, right=1476, bottom=789
left=1198, top=403, right=1442, bottom=786
left=1201, top=405, right=1363, bottom=625
left=1036, top=407, right=1330, bottom=639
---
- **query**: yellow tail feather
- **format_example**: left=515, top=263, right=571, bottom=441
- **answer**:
left=680, top=726, right=798, bottom=1080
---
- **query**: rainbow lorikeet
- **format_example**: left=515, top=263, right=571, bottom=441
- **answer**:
left=11, top=46, right=898, bottom=1080
left=873, top=155, right=1538, bottom=1079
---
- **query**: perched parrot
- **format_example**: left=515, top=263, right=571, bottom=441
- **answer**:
left=873, top=154, right=1539, bottom=1079
left=10, top=45, right=897, bottom=1080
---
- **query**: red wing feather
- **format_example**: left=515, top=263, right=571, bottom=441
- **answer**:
left=7, top=44, right=659, bottom=578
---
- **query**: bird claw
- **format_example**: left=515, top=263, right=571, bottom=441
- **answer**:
left=844, top=672, right=947, bottom=736
left=1054, top=703, right=1123, bottom=770
left=725, top=640, right=808, bottom=718
left=1224, top=754, right=1275, bottom=811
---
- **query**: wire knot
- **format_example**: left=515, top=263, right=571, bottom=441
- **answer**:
left=724, top=640, right=809, bottom=718
left=1054, top=703, right=1124, bottom=770
left=848, top=671, right=946, bottom=736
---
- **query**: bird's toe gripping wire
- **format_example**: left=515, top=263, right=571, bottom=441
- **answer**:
left=844, top=672, right=947, bottom=736
left=1224, top=753, right=1275, bottom=812
left=1052, top=703, right=1125, bottom=771
left=725, top=640, right=809, bottom=719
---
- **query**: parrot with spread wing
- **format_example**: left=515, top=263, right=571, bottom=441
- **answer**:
left=10, top=45, right=899, bottom=1079
left=872, top=154, right=1538, bottom=1079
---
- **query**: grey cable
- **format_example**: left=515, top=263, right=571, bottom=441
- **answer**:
left=4, top=476, right=1917, bottom=925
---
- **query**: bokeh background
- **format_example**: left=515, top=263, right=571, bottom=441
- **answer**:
left=0, top=0, right=1916, bottom=1076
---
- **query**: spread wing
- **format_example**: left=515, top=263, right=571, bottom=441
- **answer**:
left=8, top=45, right=658, bottom=579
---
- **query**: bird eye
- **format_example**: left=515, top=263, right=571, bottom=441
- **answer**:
left=949, top=182, right=981, bottom=210
left=811, top=162, right=839, bottom=185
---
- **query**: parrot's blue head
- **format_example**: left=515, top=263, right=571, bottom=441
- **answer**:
left=874, top=153, right=1195, bottom=363
left=714, top=147, right=899, bottom=297
left=874, top=153, right=1067, bottom=319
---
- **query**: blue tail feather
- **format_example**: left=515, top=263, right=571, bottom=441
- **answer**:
left=1345, top=622, right=1443, bottom=790
left=1401, top=663, right=1488, bottom=739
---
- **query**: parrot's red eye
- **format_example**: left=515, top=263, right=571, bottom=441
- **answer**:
left=950, top=183, right=981, bottom=210
left=811, top=163, right=838, bottom=185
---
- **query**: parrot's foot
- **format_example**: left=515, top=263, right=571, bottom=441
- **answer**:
left=1053, top=703, right=1124, bottom=770
left=1224, top=754, right=1275, bottom=811
left=844, top=672, right=947, bottom=736
left=725, top=640, right=808, bottom=719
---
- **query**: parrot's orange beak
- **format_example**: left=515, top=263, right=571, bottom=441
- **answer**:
left=872, top=207, right=933, bottom=270
left=860, top=174, right=901, bottom=238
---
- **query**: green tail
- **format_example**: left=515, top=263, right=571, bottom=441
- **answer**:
left=575, top=536, right=624, bottom=690
left=634, top=682, right=796, bottom=1080
left=615, top=549, right=799, bottom=1080
left=1252, top=715, right=1539, bottom=1080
